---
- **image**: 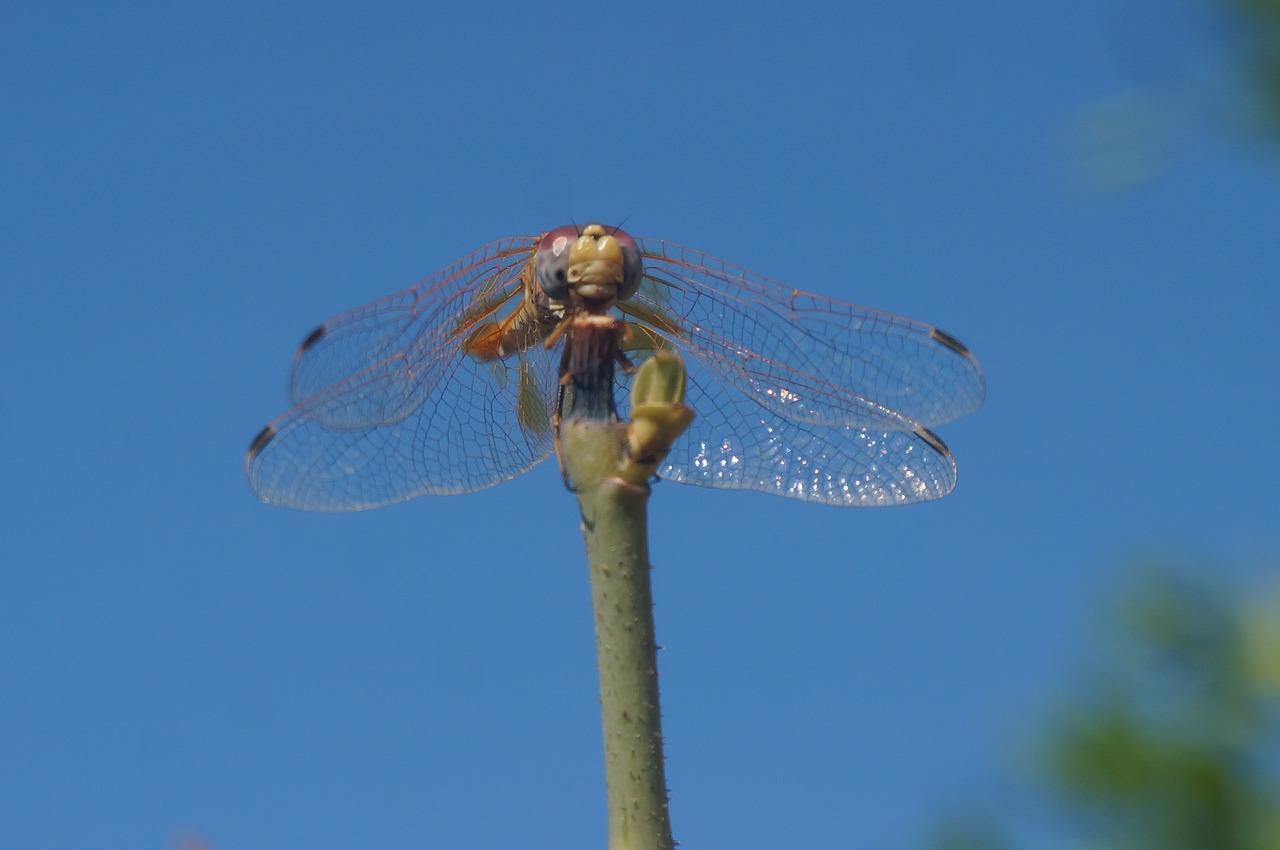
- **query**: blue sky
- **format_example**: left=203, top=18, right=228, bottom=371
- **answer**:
left=3, top=1, right=1278, bottom=848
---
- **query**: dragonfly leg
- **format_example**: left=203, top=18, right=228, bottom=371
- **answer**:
left=552, top=336, right=580, bottom=491
left=552, top=377, right=582, bottom=493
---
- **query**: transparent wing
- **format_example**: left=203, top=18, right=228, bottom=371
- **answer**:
left=246, top=236, right=562, bottom=512
left=616, top=237, right=986, bottom=505
left=627, top=238, right=985, bottom=432
left=644, top=366, right=958, bottom=505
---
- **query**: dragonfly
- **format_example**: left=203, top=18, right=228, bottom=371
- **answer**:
left=246, top=224, right=985, bottom=512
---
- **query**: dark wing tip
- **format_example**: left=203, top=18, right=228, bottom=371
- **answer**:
left=247, top=424, right=277, bottom=460
left=914, top=426, right=952, bottom=458
left=299, top=325, right=327, bottom=353
left=929, top=327, right=973, bottom=359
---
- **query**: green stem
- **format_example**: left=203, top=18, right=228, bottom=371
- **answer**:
left=563, top=418, right=675, bottom=850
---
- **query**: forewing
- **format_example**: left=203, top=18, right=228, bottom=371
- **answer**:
left=247, top=236, right=562, bottom=511
left=629, top=238, right=986, bottom=432
left=288, top=237, right=538, bottom=428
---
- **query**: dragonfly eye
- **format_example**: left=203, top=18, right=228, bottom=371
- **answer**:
left=617, top=236, right=642, bottom=301
left=536, top=224, right=643, bottom=303
left=535, top=225, right=578, bottom=300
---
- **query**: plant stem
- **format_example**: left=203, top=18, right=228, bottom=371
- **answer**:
left=563, top=418, right=675, bottom=850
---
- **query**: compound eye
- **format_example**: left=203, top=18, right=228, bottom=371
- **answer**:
left=612, top=229, right=643, bottom=301
left=535, top=225, right=578, bottom=300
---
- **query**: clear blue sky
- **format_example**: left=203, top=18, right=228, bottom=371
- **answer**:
left=3, top=1, right=1278, bottom=848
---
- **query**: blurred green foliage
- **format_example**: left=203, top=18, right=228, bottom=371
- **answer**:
left=1066, top=0, right=1280, bottom=193
left=929, top=564, right=1280, bottom=850
left=1228, top=0, right=1280, bottom=143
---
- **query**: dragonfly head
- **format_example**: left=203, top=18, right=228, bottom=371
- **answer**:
left=535, top=223, right=642, bottom=307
